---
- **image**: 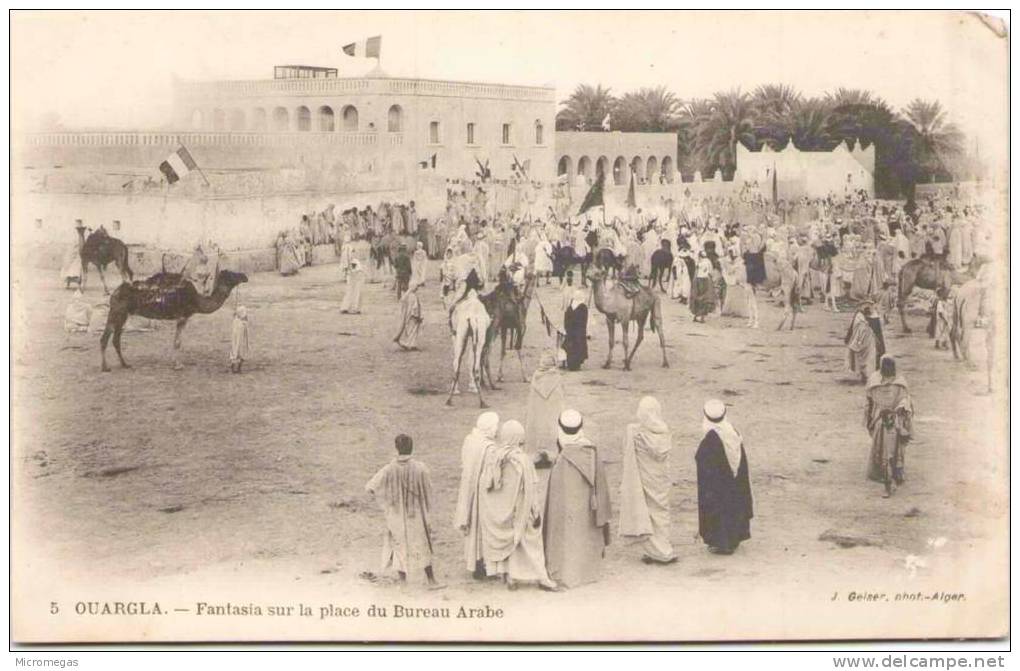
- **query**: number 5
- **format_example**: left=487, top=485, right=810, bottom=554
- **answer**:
left=50, top=602, right=58, bottom=615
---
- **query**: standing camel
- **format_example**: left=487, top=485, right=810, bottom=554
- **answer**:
left=80, top=226, right=134, bottom=294
left=897, top=257, right=983, bottom=332
left=100, top=270, right=248, bottom=372
left=588, top=266, right=669, bottom=371
left=445, top=269, right=491, bottom=408
left=479, top=268, right=536, bottom=387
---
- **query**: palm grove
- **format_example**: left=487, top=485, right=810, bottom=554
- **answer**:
left=555, top=84, right=969, bottom=198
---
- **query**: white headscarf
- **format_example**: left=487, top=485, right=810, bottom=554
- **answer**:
left=702, top=399, right=743, bottom=475
left=474, top=411, right=500, bottom=441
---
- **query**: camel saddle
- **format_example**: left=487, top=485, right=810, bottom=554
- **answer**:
left=617, top=266, right=643, bottom=298
left=618, top=279, right=643, bottom=298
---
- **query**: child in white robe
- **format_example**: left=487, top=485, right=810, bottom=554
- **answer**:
left=229, top=305, right=250, bottom=373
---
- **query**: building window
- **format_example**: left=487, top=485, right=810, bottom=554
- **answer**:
left=466, top=122, right=475, bottom=145
left=387, top=105, right=402, bottom=132
left=535, top=120, right=544, bottom=145
left=429, top=121, right=440, bottom=144
left=502, top=123, right=511, bottom=145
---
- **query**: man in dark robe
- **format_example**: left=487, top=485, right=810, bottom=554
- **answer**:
left=865, top=305, right=886, bottom=367
left=562, top=289, right=589, bottom=371
left=695, top=399, right=753, bottom=555
left=392, top=244, right=412, bottom=299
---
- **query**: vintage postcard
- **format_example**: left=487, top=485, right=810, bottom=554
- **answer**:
left=9, top=10, right=1009, bottom=643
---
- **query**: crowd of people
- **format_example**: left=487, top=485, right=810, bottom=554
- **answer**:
left=365, top=393, right=754, bottom=590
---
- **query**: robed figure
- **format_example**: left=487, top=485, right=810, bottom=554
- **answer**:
left=453, top=412, right=501, bottom=578
left=563, top=290, right=589, bottom=371
left=543, top=410, right=612, bottom=588
left=479, top=421, right=559, bottom=590
left=365, top=450, right=434, bottom=581
left=865, top=358, right=913, bottom=497
left=695, top=400, right=753, bottom=555
left=618, top=396, right=676, bottom=563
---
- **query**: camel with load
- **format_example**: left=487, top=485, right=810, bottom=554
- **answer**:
left=588, top=266, right=669, bottom=371
left=100, top=269, right=248, bottom=372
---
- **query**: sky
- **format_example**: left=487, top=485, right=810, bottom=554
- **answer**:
left=10, top=10, right=1008, bottom=164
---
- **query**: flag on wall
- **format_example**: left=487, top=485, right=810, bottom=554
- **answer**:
left=578, top=170, right=605, bottom=215
left=511, top=155, right=531, bottom=180
left=601, top=113, right=611, bottom=131
left=342, top=36, right=382, bottom=58
left=158, top=145, right=198, bottom=185
left=418, top=153, right=437, bottom=170
left=625, top=169, right=637, bottom=209
left=475, top=158, right=492, bottom=182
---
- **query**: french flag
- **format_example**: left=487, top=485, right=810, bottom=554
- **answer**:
left=158, top=146, right=198, bottom=185
left=342, top=35, right=381, bottom=59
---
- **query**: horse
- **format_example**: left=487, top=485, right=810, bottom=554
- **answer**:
left=593, top=247, right=624, bottom=278
left=648, top=242, right=675, bottom=293
left=552, top=242, right=592, bottom=286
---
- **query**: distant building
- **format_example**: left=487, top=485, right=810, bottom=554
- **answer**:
left=554, top=131, right=678, bottom=186
left=734, top=140, right=875, bottom=199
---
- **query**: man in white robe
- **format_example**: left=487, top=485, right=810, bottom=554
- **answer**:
left=618, top=397, right=676, bottom=564
left=453, top=411, right=500, bottom=579
left=480, top=420, right=559, bottom=590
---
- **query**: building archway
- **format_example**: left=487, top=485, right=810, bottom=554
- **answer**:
left=296, top=106, right=311, bottom=131
left=630, top=156, right=644, bottom=182
left=251, top=108, right=267, bottom=131
left=272, top=107, right=289, bottom=131
left=317, top=106, right=335, bottom=132
left=190, top=109, right=204, bottom=130
left=212, top=108, right=226, bottom=131
left=577, top=156, right=592, bottom=180
left=342, top=105, right=359, bottom=131
left=596, top=156, right=609, bottom=179
left=387, top=105, right=402, bottom=132
left=661, top=156, right=674, bottom=183
left=557, top=156, right=573, bottom=179
left=646, top=156, right=658, bottom=182
left=612, top=156, right=627, bottom=185
left=229, top=109, right=246, bottom=131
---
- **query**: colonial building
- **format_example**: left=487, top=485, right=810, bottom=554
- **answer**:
left=172, top=65, right=557, bottom=185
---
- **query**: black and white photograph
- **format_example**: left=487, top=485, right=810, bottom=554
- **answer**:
left=9, top=9, right=1010, bottom=645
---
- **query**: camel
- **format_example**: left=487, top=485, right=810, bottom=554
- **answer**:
left=588, top=266, right=669, bottom=371
left=949, top=278, right=992, bottom=373
left=479, top=268, right=536, bottom=386
left=100, top=269, right=248, bottom=372
left=897, top=256, right=983, bottom=333
left=445, top=269, right=491, bottom=408
left=79, top=226, right=133, bottom=294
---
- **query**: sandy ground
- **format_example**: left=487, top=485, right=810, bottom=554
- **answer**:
left=11, top=259, right=1009, bottom=642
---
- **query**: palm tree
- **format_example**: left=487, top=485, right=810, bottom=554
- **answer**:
left=613, top=86, right=680, bottom=132
left=556, top=84, right=615, bottom=131
left=694, top=89, right=757, bottom=178
left=752, top=83, right=803, bottom=149
left=824, top=87, right=883, bottom=109
left=902, top=98, right=964, bottom=180
left=676, top=98, right=713, bottom=178
left=783, top=98, right=835, bottom=151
